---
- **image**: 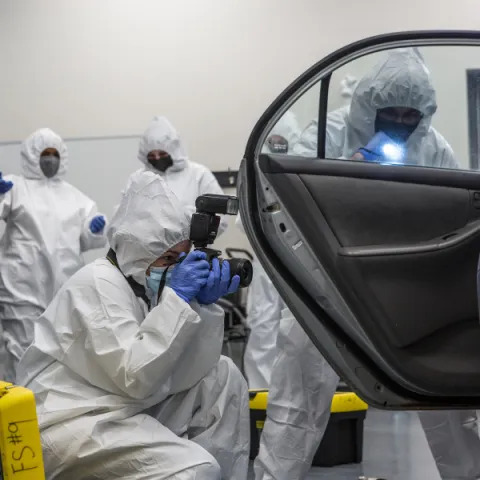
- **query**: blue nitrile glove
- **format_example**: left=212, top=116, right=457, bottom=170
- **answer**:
left=196, top=258, right=241, bottom=305
left=169, top=251, right=211, bottom=303
left=0, top=172, right=13, bottom=194
left=356, top=131, right=402, bottom=162
left=89, top=215, right=106, bottom=234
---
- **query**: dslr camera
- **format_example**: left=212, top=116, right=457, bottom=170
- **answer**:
left=190, top=194, right=253, bottom=288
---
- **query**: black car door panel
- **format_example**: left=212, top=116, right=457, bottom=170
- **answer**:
left=240, top=32, right=480, bottom=408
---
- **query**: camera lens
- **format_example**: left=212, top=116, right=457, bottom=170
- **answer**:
left=228, top=258, right=253, bottom=288
left=226, top=198, right=239, bottom=215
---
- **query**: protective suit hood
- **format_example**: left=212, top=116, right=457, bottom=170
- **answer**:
left=138, top=116, right=188, bottom=172
left=340, top=75, right=358, bottom=100
left=345, top=49, right=437, bottom=158
left=21, top=128, right=68, bottom=180
left=107, top=171, right=192, bottom=287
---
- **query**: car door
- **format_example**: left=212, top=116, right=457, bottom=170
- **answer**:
left=238, top=30, right=480, bottom=409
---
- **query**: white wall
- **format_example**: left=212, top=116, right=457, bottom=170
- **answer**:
left=3, top=0, right=480, bottom=145
left=1, top=0, right=480, bottom=260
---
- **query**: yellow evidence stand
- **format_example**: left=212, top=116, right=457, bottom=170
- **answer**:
left=0, top=381, right=45, bottom=479
left=249, top=389, right=368, bottom=467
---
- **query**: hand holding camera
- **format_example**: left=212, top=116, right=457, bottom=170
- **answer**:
left=190, top=194, right=253, bottom=289
left=196, top=258, right=241, bottom=305
left=167, top=194, right=253, bottom=305
left=169, top=250, right=210, bottom=303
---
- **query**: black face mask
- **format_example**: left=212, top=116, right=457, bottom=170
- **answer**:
left=148, top=155, right=174, bottom=172
left=374, top=115, right=419, bottom=144
left=39, top=155, right=60, bottom=178
left=267, top=135, right=289, bottom=154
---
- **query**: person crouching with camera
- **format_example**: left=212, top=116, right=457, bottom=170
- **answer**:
left=15, top=170, right=250, bottom=480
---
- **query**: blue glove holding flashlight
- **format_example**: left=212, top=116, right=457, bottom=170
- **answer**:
left=356, top=131, right=405, bottom=163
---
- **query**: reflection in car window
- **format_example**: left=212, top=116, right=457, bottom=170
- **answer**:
left=331, top=49, right=457, bottom=168
left=285, top=47, right=467, bottom=171
left=263, top=111, right=302, bottom=155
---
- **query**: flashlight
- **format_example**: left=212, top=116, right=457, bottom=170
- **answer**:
left=356, top=131, right=405, bottom=164
left=381, top=142, right=404, bottom=163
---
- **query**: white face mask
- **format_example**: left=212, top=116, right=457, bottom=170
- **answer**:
left=145, top=266, right=174, bottom=308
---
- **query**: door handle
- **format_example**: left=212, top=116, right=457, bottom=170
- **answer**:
left=339, top=220, right=480, bottom=257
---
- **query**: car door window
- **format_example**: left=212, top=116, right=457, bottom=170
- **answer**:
left=269, top=45, right=479, bottom=170
left=262, top=82, right=320, bottom=157
left=325, top=46, right=474, bottom=170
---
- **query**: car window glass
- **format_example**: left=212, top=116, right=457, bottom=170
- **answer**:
left=324, top=46, right=476, bottom=170
left=265, top=46, right=480, bottom=171
left=262, top=82, right=321, bottom=157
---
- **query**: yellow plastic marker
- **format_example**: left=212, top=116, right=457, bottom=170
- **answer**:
left=249, top=389, right=368, bottom=413
left=0, top=381, right=45, bottom=479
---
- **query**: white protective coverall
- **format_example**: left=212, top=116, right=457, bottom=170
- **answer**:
left=126, top=115, right=228, bottom=233
left=236, top=207, right=340, bottom=479
left=239, top=199, right=339, bottom=480
left=0, top=128, right=107, bottom=382
left=16, top=170, right=250, bottom=480
left=254, top=309, right=339, bottom=480
left=242, top=110, right=302, bottom=389
left=256, top=50, right=472, bottom=480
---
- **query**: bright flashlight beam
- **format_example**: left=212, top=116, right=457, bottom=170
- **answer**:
left=381, top=143, right=404, bottom=163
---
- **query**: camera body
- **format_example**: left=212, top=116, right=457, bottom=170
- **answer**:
left=190, top=194, right=253, bottom=288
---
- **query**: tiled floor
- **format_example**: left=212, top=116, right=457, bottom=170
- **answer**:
left=248, top=409, right=441, bottom=479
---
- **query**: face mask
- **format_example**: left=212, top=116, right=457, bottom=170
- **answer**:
left=146, top=266, right=174, bottom=308
left=374, top=116, right=419, bottom=144
left=148, top=155, right=174, bottom=172
left=266, top=135, right=289, bottom=154
left=39, top=155, right=60, bottom=178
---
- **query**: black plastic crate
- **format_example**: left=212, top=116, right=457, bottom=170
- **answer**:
left=312, top=410, right=366, bottom=467
left=249, top=390, right=367, bottom=467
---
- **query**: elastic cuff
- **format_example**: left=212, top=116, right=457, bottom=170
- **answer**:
left=358, top=148, right=380, bottom=161
left=174, top=292, right=190, bottom=303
